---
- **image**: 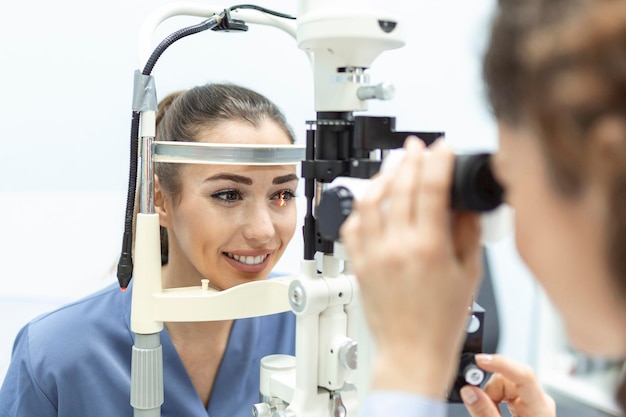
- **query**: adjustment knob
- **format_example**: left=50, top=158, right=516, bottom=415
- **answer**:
left=357, top=82, right=395, bottom=101
left=338, top=339, right=358, bottom=370
left=317, top=186, right=354, bottom=242
left=464, top=364, right=486, bottom=386
left=252, top=403, right=272, bottom=417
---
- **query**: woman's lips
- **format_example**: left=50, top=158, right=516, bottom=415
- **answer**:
left=223, top=251, right=271, bottom=273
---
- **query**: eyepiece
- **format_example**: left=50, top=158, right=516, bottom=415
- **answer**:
left=451, top=153, right=503, bottom=212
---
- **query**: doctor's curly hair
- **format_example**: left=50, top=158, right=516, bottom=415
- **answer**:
left=484, top=0, right=626, bottom=408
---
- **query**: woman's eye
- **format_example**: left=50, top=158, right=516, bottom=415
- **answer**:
left=272, top=190, right=296, bottom=206
left=212, top=190, right=242, bottom=202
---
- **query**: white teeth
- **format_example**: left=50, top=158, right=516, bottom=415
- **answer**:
left=227, top=253, right=268, bottom=265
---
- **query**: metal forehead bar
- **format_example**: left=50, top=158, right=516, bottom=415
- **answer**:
left=152, top=141, right=305, bottom=165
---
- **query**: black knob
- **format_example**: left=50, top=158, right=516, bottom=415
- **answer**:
left=317, top=186, right=354, bottom=242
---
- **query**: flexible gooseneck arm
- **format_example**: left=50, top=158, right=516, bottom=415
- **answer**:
left=137, top=3, right=297, bottom=69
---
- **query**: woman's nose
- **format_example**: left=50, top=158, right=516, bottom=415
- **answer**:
left=242, top=204, right=275, bottom=244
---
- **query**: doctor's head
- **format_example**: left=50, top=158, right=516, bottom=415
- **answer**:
left=153, top=83, right=298, bottom=290
left=484, top=0, right=626, bottom=357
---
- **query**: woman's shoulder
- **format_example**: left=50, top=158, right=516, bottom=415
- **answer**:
left=19, top=282, right=132, bottom=361
left=29, top=282, right=128, bottom=329
left=4, top=283, right=134, bottom=415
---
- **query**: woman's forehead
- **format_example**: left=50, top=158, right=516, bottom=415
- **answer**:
left=184, top=163, right=298, bottom=182
left=195, top=119, right=292, bottom=145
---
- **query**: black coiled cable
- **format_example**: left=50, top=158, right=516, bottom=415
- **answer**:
left=117, top=16, right=221, bottom=290
left=116, top=5, right=294, bottom=289
left=228, top=4, right=296, bottom=20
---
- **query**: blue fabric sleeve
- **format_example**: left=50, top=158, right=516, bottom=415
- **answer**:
left=0, top=325, right=57, bottom=417
left=359, top=391, right=447, bottom=417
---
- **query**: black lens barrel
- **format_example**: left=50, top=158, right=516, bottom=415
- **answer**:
left=451, top=153, right=503, bottom=212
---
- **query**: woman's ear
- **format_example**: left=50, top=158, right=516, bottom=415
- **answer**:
left=588, top=115, right=626, bottom=183
left=154, top=175, right=171, bottom=228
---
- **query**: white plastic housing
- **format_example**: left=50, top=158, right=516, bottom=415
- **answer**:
left=297, top=2, right=405, bottom=111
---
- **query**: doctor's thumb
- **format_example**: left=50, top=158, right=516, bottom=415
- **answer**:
left=461, top=385, right=499, bottom=417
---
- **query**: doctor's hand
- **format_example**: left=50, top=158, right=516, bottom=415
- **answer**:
left=461, top=354, right=556, bottom=417
left=339, top=137, right=483, bottom=399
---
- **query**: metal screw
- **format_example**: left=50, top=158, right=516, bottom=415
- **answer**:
left=290, top=286, right=304, bottom=307
left=464, top=365, right=485, bottom=386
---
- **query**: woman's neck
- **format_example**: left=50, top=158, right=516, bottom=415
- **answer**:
left=165, top=319, right=233, bottom=345
left=161, top=254, right=206, bottom=289
left=160, top=260, right=234, bottom=333
left=165, top=317, right=234, bottom=408
left=158, top=243, right=238, bottom=406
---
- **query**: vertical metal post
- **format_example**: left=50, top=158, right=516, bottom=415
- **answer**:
left=140, top=134, right=155, bottom=215
left=131, top=109, right=163, bottom=417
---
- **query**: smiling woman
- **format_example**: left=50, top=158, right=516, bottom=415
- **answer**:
left=158, top=162, right=298, bottom=286
left=0, top=83, right=300, bottom=417
left=154, top=85, right=298, bottom=293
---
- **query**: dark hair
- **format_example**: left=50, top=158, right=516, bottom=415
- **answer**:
left=154, top=83, right=296, bottom=261
left=523, top=1, right=626, bottom=302
left=482, top=0, right=588, bottom=127
left=483, top=0, right=626, bottom=409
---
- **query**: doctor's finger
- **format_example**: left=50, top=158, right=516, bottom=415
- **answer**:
left=477, top=355, right=547, bottom=406
left=460, top=386, right=502, bottom=417
left=354, top=171, right=393, bottom=242
left=339, top=212, right=362, bottom=255
left=416, top=139, right=455, bottom=241
left=452, top=211, right=483, bottom=281
left=482, top=372, right=518, bottom=404
left=386, top=136, right=425, bottom=230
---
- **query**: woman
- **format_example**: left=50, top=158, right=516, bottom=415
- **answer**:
left=341, top=1, right=626, bottom=417
left=0, top=83, right=300, bottom=417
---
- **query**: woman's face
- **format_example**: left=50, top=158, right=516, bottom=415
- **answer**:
left=492, top=122, right=626, bottom=357
left=157, top=119, right=298, bottom=290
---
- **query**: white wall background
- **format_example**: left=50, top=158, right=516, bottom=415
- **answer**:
left=0, top=0, right=540, bottom=381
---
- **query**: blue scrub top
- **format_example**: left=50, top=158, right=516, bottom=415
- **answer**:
left=0, top=280, right=296, bottom=417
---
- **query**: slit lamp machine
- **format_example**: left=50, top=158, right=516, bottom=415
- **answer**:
left=116, top=2, right=505, bottom=416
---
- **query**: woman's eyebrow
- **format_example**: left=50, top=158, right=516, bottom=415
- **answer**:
left=204, top=173, right=252, bottom=185
left=273, top=174, right=299, bottom=184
